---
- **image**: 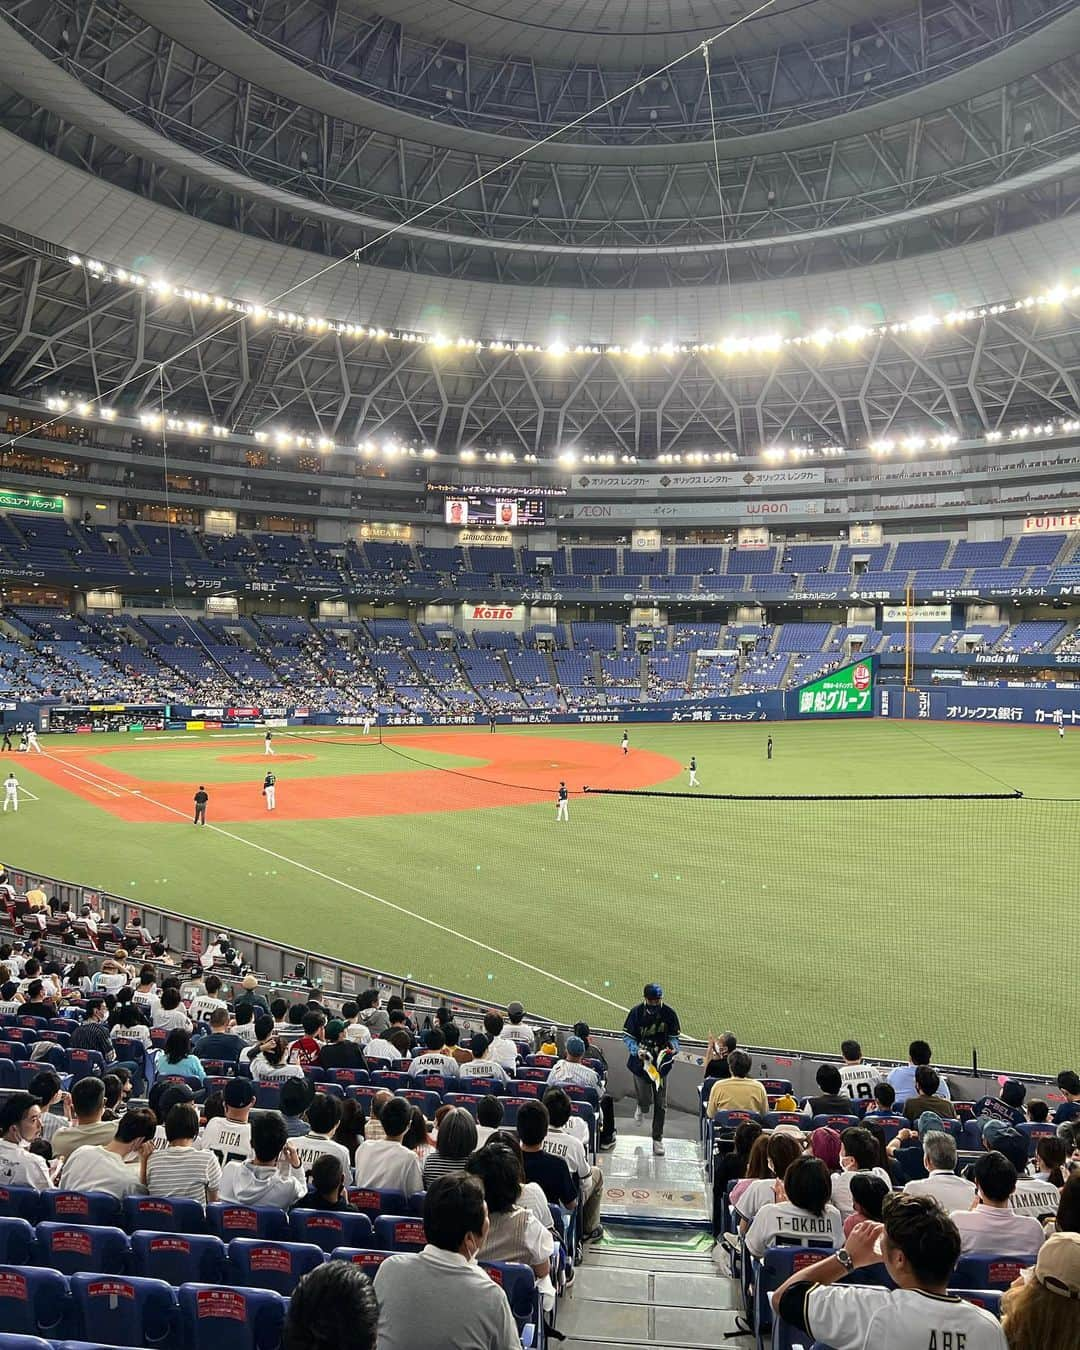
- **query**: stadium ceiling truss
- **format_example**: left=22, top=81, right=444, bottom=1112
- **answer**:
left=0, top=0, right=1078, bottom=287
left=2, top=243, right=1078, bottom=455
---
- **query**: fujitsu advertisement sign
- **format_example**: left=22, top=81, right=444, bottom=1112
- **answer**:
left=467, top=603, right=523, bottom=624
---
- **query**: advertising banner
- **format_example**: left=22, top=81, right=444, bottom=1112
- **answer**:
left=572, top=498, right=825, bottom=522
left=572, top=469, right=826, bottom=493
left=1023, top=512, right=1080, bottom=533
left=790, top=660, right=874, bottom=718
left=459, top=529, right=512, bottom=546
left=465, top=603, right=524, bottom=624
left=881, top=605, right=953, bottom=625
left=0, top=488, right=64, bottom=513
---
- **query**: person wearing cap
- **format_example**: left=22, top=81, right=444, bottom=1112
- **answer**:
left=458, top=1034, right=509, bottom=1086
left=974, top=1120, right=1062, bottom=1221
left=573, top=1022, right=616, bottom=1151
left=623, top=983, right=681, bottom=1155
left=200, top=931, right=230, bottom=972
left=501, top=1002, right=535, bottom=1053
left=951, top=1151, right=1046, bottom=1257
left=317, top=1019, right=367, bottom=1071
left=772, top=1191, right=1007, bottom=1349
left=1002, top=1231, right=1080, bottom=1348
left=904, top=1129, right=977, bottom=1212
left=234, top=974, right=269, bottom=1014
left=547, top=1036, right=600, bottom=1092
left=199, top=1077, right=257, bottom=1167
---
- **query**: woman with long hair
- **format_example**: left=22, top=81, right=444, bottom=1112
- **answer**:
left=1001, top=1232, right=1080, bottom=1350
left=745, top=1156, right=845, bottom=1258
left=735, top=1131, right=805, bottom=1229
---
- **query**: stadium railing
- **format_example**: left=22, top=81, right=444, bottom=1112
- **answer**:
left=2, top=863, right=1062, bottom=1116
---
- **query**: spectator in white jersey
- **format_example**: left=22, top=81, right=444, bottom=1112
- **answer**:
left=746, top=1155, right=845, bottom=1259
left=200, top=1077, right=257, bottom=1166
left=153, top=985, right=193, bottom=1033
left=772, top=1192, right=1007, bottom=1349
left=131, top=966, right=161, bottom=1021
left=294, top=1093, right=354, bottom=1185
left=365, top=1027, right=405, bottom=1063
left=547, top=1036, right=600, bottom=1091
left=837, top=1041, right=883, bottom=1103
left=188, top=973, right=228, bottom=1025
left=146, top=1102, right=221, bottom=1204
left=458, top=1034, right=509, bottom=1086
left=502, top=1001, right=535, bottom=1053
left=409, top=1027, right=460, bottom=1079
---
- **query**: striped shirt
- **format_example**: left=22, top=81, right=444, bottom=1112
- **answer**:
left=145, top=1145, right=222, bottom=1203
left=546, top=1060, right=600, bottom=1091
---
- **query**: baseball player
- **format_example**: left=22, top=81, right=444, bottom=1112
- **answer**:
left=1054, top=709, right=1064, bottom=739
left=1, top=728, right=11, bottom=752
left=555, top=781, right=569, bottom=822
left=767, top=735, right=774, bottom=760
left=262, top=770, right=277, bottom=811
left=688, top=756, right=699, bottom=787
left=3, top=770, right=18, bottom=812
left=264, top=730, right=274, bottom=756
left=25, top=728, right=41, bottom=754
left=621, top=731, right=629, bottom=755
left=362, top=713, right=373, bottom=736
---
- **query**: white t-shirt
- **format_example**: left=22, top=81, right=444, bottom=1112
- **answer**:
left=904, top=1171, right=976, bottom=1212
left=837, top=1062, right=883, bottom=1103
left=248, top=1056, right=304, bottom=1081
left=351, top=1140, right=423, bottom=1197
left=950, top=1205, right=1046, bottom=1256
left=218, top=1159, right=306, bottom=1208
left=366, top=1037, right=404, bottom=1062
left=487, top=1038, right=519, bottom=1071
left=293, top=1133, right=354, bottom=1186
left=502, top=1024, right=535, bottom=1052
left=145, top=1146, right=222, bottom=1203
left=745, top=1200, right=844, bottom=1258
left=831, top=1168, right=893, bottom=1218
left=132, top=990, right=161, bottom=1020
left=734, top=1177, right=782, bottom=1224
left=113, top=1025, right=152, bottom=1051
left=198, top=1118, right=252, bottom=1167
left=189, top=995, right=229, bottom=1024
left=803, top=1285, right=1007, bottom=1350
left=59, top=1146, right=146, bottom=1199
left=153, top=1006, right=194, bottom=1033
left=545, top=1127, right=590, bottom=1182
left=0, top=1138, right=53, bottom=1190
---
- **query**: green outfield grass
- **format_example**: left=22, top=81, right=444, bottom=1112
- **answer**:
left=5, top=719, right=1076, bottom=1074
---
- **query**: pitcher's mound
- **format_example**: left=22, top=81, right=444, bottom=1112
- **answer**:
left=218, top=753, right=314, bottom=765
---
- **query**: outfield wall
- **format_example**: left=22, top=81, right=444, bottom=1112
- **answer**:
left=878, top=683, right=1080, bottom=725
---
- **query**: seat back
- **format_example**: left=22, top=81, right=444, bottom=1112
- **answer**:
left=70, top=1273, right=177, bottom=1348
left=227, top=1239, right=325, bottom=1295
left=179, top=1282, right=288, bottom=1350
left=395, top=1089, right=441, bottom=1117
left=0, top=1266, right=69, bottom=1337
left=205, top=1204, right=289, bottom=1242
left=482, top=1262, right=537, bottom=1332
left=373, top=1216, right=426, bottom=1252
left=123, top=1195, right=206, bottom=1235
left=327, top=1247, right=392, bottom=1279
left=0, top=1189, right=44, bottom=1225
left=42, top=1192, right=122, bottom=1228
left=953, top=1289, right=1004, bottom=1317
left=288, top=1209, right=374, bottom=1253
left=35, top=1224, right=129, bottom=1277
left=345, top=1189, right=406, bottom=1222
left=810, top=1114, right=861, bottom=1132
left=0, top=1219, right=34, bottom=1266
left=65, top=1050, right=106, bottom=1084
left=131, top=1232, right=230, bottom=1285
left=953, top=1255, right=1035, bottom=1290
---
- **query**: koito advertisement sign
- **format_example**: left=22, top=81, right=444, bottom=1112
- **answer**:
left=466, top=604, right=524, bottom=623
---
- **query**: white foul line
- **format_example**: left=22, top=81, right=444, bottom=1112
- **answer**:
left=41, top=748, right=623, bottom=1014
left=38, top=752, right=125, bottom=798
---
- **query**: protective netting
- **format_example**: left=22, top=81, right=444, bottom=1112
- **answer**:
left=346, top=781, right=1078, bottom=1076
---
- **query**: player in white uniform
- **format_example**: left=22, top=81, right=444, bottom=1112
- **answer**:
left=3, top=771, right=18, bottom=812
left=362, top=714, right=373, bottom=736
left=26, top=729, right=41, bottom=754
left=688, top=756, right=699, bottom=787
left=262, top=771, right=276, bottom=811
left=1054, top=709, right=1064, bottom=738
left=555, top=781, right=569, bottom=822
left=264, top=730, right=274, bottom=755
left=621, top=731, right=629, bottom=755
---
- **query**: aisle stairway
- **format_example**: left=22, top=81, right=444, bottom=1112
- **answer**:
left=557, top=1109, right=752, bottom=1348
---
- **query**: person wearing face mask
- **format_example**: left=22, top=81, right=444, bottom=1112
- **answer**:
left=372, top=1173, right=519, bottom=1350
left=623, top=983, right=681, bottom=1156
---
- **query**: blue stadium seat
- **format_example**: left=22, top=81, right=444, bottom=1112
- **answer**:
left=0, top=1218, right=35, bottom=1265
left=482, top=1262, right=539, bottom=1340
left=395, top=1089, right=441, bottom=1117
left=953, top=1254, right=1036, bottom=1289
left=1017, top=1122, right=1056, bottom=1154
left=123, top=1196, right=207, bottom=1235
left=810, top=1114, right=861, bottom=1132
left=327, top=1247, right=393, bottom=1279
left=227, top=1238, right=325, bottom=1295
left=131, top=1232, right=230, bottom=1285
left=252, top=1085, right=281, bottom=1110
left=178, top=1283, right=288, bottom=1350
left=953, top=1289, right=1003, bottom=1317
left=325, top=1068, right=369, bottom=1089
left=0, top=1266, right=70, bottom=1338
left=65, top=1050, right=107, bottom=1084
left=0, top=1336, right=52, bottom=1350
left=69, top=1273, right=177, bottom=1348
left=374, top=1216, right=427, bottom=1252
left=35, top=1223, right=130, bottom=1276
left=0, top=1189, right=45, bottom=1224
left=288, top=1209, right=374, bottom=1253
left=345, top=1189, right=407, bottom=1222
left=42, top=1193, right=123, bottom=1228
left=205, top=1204, right=289, bottom=1242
